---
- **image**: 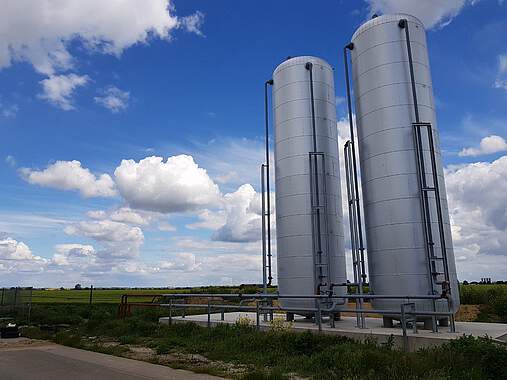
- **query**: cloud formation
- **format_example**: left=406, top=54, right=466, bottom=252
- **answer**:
left=365, top=0, right=474, bottom=29
left=38, top=74, right=89, bottom=110
left=114, top=155, right=221, bottom=213
left=21, top=160, right=117, bottom=198
left=94, top=86, right=130, bottom=113
left=494, top=53, right=507, bottom=91
left=0, top=0, right=195, bottom=75
left=459, top=135, right=507, bottom=157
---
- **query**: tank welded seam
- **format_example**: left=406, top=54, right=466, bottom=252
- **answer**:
left=357, top=103, right=433, bottom=121
left=360, top=172, right=444, bottom=186
left=352, top=39, right=426, bottom=61
left=360, top=147, right=441, bottom=162
left=355, top=81, right=433, bottom=102
left=368, top=246, right=450, bottom=254
left=276, top=192, right=340, bottom=200
left=277, top=232, right=344, bottom=238
left=364, top=194, right=449, bottom=207
left=357, top=124, right=437, bottom=142
left=351, top=15, right=423, bottom=40
left=275, top=134, right=338, bottom=145
left=351, top=60, right=428, bottom=82
left=273, top=80, right=333, bottom=93
left=274, top=97, right=335, bottom=110
left=365, top=221, right=451, bottom=231
left=275, top=115, right=335, bottom=127
left=275, top=152, right=338, bottom=163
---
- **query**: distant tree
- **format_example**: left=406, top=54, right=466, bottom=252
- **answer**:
left=74, top=283, right=82, bottom=290
left=59, top=286, right=65, bottom=290
left=463, top=280, right=469, bottom=285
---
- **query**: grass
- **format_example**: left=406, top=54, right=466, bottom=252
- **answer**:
left=30, top=285, right=273, bottom=304
left=19, top=303, right=507, bottom=380
left=459, top=284, right=507, bottom=322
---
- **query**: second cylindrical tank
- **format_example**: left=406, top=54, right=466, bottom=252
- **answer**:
left=349, top=14, right=460, bottom=321
left=273, top=56, right=347, bottom=312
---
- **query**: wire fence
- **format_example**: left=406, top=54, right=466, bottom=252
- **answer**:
left=0, top=287, right=33, bottom=322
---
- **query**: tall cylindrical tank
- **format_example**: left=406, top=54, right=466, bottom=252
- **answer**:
left=272, top=56, right=347, bottom=312
left=349, top=14, right=460, bottom=319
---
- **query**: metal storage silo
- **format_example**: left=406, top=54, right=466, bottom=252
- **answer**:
left=272, top=56, right=347, bottom=315
left=347, top=14, right=460, bottom=327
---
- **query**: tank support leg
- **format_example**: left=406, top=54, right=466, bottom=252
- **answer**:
left=286, top=312, right=294, bottom=322
left=382, top=316, right=394, bottom=328
left=438, top=318, right=449, bottom=327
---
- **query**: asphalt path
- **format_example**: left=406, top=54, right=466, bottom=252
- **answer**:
left=0, top=339, right=223, bottom=380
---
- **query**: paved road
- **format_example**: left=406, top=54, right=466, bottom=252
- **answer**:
left=0, top=340, right=223, bottom=380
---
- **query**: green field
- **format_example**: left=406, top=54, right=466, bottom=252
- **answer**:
left=31, top=285, right=262, bottom=304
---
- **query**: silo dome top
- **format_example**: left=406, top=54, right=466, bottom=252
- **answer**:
left=273, top=56, right=332, bottom=76
left=351, top=13, right=424, bottom=41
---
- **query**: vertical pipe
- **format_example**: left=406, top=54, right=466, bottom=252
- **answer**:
left=305, top=62, right=324, bottom=295
left=264, top=80, right=274, bottom=286
left=260, top=164, right=267, bottom=294
left=400, top=19, right=438, bottom=331
left=344, top=45, right=366, bottom=328
left=343, top=45, right=367, bottom=285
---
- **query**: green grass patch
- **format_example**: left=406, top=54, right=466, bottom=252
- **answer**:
left=21, top=303, right=507, bottom=380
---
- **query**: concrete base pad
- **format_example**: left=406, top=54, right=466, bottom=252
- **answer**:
left=160, top=312, right=507, bottom=352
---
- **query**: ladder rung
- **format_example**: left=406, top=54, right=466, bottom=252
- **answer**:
left=430, top=257, right=444, bottom=260
left=422, top=187, right=436, bottom=192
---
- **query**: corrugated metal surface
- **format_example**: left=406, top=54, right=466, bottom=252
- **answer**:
left=273, top=56, right=347, bottom=311
left=350, top=14, right=460, bottom=314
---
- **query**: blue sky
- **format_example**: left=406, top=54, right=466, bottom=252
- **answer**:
left=1, top=0, right=506, bottom=287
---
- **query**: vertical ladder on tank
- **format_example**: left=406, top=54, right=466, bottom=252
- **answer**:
left=308, top=152, right=332, bottom=300
left=399, top=18, right=455, bottom=333
left=344, top=43, right=367, bottom=328
left=413, top=122, right=454, bottom=332
left=305, top=62, right=333, bottom=313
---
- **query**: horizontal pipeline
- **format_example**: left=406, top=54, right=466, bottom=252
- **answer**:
left=158, top=293, right=443, bottom=300
left=161, top=303, right=454, bottom=317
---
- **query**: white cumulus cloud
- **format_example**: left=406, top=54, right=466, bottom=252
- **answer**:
left=114, top=155, right=221, bottom=213
left=52, top=244, right=96, bottom=267
left=0, top=0, right=199, bottom=75
left=38, top=74, right=89, bottom=110
left=94, top=86, right=130, bottom=113
left=365, top=0, right=474, bottom=29
left=21, top=160, right=117, bottom=198
left=64, top=220, right=144, bottom=259
left=494, top=53, right=507, bottom=91
left=459, top=135, right=507, bottom=157
left=212, top=184, right=275, bottom=243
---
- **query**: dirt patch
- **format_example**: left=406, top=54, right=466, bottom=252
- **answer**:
left=157, top=351, right=249, bottom=376
left=124, top=345, right=156, bottom=361
left=455, top=304, right=481, bottom=322
left=0, top=338, right=52, bottom=351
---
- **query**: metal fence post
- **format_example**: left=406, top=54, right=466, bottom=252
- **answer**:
left=207, top=299, right=211, bottom=328
left=1, top=288, right=4, bottom=306
left=401, top=304, right=409, bottom=351
left=169, top=299, right=173, bottom=325
left=317, top=302, right=322, bottom=332
left=256, top=301, right=260, bottom=330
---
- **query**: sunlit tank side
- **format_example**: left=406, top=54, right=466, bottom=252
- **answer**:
left=349, top=14, right=460, bottom=321
left=272, top=56, right=347, bottom=313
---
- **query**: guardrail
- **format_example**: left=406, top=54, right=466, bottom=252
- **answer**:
left=119, top=292, right=456, bottom=343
